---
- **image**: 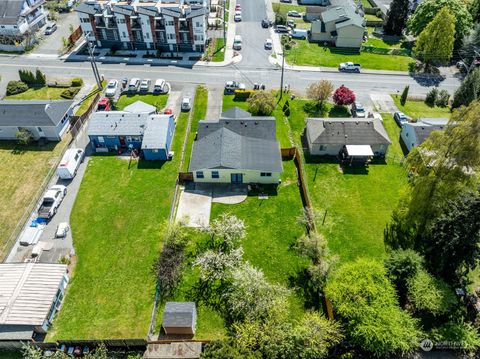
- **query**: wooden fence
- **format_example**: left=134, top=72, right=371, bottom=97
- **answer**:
left=69, top=93, right=100, bottom=138
left=67, top=26, right=83, bottom=50
left=178, top=172, right=194, bottom=183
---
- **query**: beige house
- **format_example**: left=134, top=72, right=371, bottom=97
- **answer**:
left=310, top=5, right=365, bottom=48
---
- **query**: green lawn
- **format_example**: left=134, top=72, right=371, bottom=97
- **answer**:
left=6, top=86, right=68, bottom=100
left=47, top=105, right=189, bottom=340
left=364, top=27, right=403, bottom=49
left=284, top=41, right=415, bottom=71
left=75, top=81, right=106, bottom=116
left=115, top=94, right=169, bottom=112
left=212, top=38, right=225, bottom=62
left=182, top=86, right=208, bottom=172
left=272, top=3, right=306, bottom=14
left=392, top=95, right=452, bottom=120
left=0, top=352, right=22, bottom=359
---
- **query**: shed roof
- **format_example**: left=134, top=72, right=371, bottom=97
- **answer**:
left=87, top=111, right=149, bottom=136
left=163, top=302, right=196, bottom=328
left=0, top=100, right=73, bottom=127
left=123, top=100, right=157, bottom=114
left=0, top=263, right=67, bottom=326
left=307, top=118, right=391, bottom=145
left=406, top=118, right=449, bottom=145
left=141, top=115, right=172, bottom=150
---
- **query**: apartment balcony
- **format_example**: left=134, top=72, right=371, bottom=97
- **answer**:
left=21, top=0, right=45, bottom=17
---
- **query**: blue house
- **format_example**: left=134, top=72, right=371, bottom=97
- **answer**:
left=87, top=110, right=175, bottom=160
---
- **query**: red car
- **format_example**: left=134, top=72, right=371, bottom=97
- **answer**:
left=163, top=108, right=173, bottom=115
left=97, top=97, right=111, bottom=111
left=235, top=4, right=241, bottom=10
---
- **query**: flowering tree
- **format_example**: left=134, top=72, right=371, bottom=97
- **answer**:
left=204, top=213, right=246, bottom=251
left=333, top=85, right=356, bottom=106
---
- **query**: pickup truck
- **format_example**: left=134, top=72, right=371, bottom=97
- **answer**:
left=38, top=185, right=67, bottom=219
left=338, top=62, right=361, bottom=73
left=224, top=81, right=246, bottom=94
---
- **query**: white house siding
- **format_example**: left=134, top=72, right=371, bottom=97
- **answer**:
left=400, top=124, right=417, bottom=152
left=139, top=14, right=153, bottom=48
left=193, top=169, right=281, bottom=184
left=192, top=15, right=204, bottom=46
left=164, top=15, right=177, bottom=47
left=115, top=14, right=130, bottom=44
left=335, top=25, right=364, bottom=48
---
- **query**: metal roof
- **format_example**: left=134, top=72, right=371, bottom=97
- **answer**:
left=307, top=118, right=391, bottom=145
left=0, top=263, right=67, bottom=326
left=0, top=100, right=73, bottom=127
left=141, top=115, right=172, bottom=150
left=87, top=111, right=149, bottom=136
left=163, top=302, right=196, bottom=328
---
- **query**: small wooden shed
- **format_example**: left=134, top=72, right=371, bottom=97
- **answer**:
left=162, top=302, right=197, bottom=335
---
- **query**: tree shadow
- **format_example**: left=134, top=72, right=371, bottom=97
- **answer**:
left=289, top=268, right=322, bottom=310
left=137, top=159, right=166, bottom=170
left=0, top=140, right=59, bottom=155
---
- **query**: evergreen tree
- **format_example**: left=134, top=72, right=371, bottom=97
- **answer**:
left=452, top=68, right=480, bottom=108
left=35, top=69, right=46, bottom=86
left=384, top=0, right=410, bottom=36
left=400, top=85, right=409, bottom=106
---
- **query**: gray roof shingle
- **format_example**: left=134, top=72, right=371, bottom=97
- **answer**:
left=409, top=118, right=449, bottom=145
left=0, top=100, right=73, bottom=127
left=163, top=302, right=196, bottom=328
left=307, top=118, right=391, bottom=145
left=141, top=115, right=172, bottom=150
left=87, top=112, right=148, bottom=136
left=0, top=0, right=24, bottom=26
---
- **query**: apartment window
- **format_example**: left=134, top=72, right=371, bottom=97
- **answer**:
left=98, top=136, right=105, bottom=143
left=167, top=33, right=175, bottom=40
left=145, top=32, right=149, bottom=39
left=194, top=35, right=203, bottom=41
left=167, top=20, right=174, bottom=26
left=122, top=31, right=126, bottom=37
left=260, top=172, right=272, bottom=177
left=196, top=171, right=204, bottom=179
left=117, top=18, right=126, bottom=24
left=211, top=171, right=219, bottom=179
left=195, top=21, right=201, bottom=27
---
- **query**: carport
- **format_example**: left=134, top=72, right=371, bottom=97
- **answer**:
left=343, top=145, right=374, bottom=165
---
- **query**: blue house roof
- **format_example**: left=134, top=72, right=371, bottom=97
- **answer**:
left=141, top=115, right=173, bottom=150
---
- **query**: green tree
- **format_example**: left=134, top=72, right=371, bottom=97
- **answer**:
left=452, top=68, right=480, bottom=108
left=460, top=23, right=480, bottom=67
left=200, top=340, right=259, bottom=359
left=16, top=128, right=34, bottom=145
left=247, top=90, right=276, bottom=116
left=306, top=80, right=334, bottom=110
left=35, top=69, right=46, bottom=86
left=384, top=0, right=410, bottom=36
left=325, top=259, right=421, bottom=357
left=400, top=85, right=409, bottom=106
left=413, top=7, right=456, bottom=68
left=407, top=0, right=473, bottom=47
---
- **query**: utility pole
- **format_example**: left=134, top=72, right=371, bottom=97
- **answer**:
left=223, top=0, right=226, bottom=45
left=280, top=48, right=285, bottom=99
left=85, top=32, right=103, bottom=90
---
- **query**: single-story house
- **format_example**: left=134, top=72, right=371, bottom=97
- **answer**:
left=188, top=107, right=283, bottom=184
left=162, top=302, right=197, bottom=335
left=310, top=4, right=365, bottom=48
left=0, top=263, right=68, bottom=345
left=305, top=117, right=391, bottom=157
left=0, top=100, right=74, bottom=141
left=88, top=110, right=175, bottom=160
left=400, top=118, right=449, bottom=153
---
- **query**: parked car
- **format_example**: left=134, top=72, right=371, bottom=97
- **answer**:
left=97, top=97, right=111, bottom=111
left=44, top=22, right=57, bottom=35
left=105, top=80, right=118, bottom=97
left=128, top=78, right=141, bottom=92
left=140, top=79, right=151, bottom=92
left=164, top=108, right=173, bottom=115
left=154, top=79, right=169, bottom=94
left=55, top=222, right=70, bottom=238
left=394, top=111, right=410, bottom=126
left=289, top=28, right=308, bottom=39
left=287, top=19, right=295, bottom=28
left=233, top=35, right=242, bottom=50
left=225, top=81, right=245, bottom=94
left=280, top=0, right=292, bottom=3
left=287, top=10, right=301, bottom=17
left=235, top=4, right=241, bottom=10
left=275, top=25, right=290, bottom=33
left=261, top=19, right=272, bottom=28
left=38, top=185, right=67, bottom=219
left=234, top=11, right=242, bottom=22
left=264, top=38, right=273, bottom=50
left=121, top=77, right=128, bottom=89
left=181, top=97, right=191, bottom=111
left=57, top=148, right=84, bottom=179
left=351, top=102, right=366, bottom=118
left=338, top=62, right=361, bottom=73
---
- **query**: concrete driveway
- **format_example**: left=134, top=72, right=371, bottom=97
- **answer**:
left=176, top=188, right=212, bottom=228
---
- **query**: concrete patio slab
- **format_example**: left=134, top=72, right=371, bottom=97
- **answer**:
left=176, top=189, right=212, bottom=228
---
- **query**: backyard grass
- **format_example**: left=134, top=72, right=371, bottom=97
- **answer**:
left=182, top=86, right=208, bottom=172
left=0, top=139, right=69, bottom=260
left=6, top=86, right=68, bottom=100
left=115, top=94, right=169, bottom=112
left=47, top=105, right=189, bottom=340
left=392, top=95, right=452, bottom=119
left=284, top=41, right=415, bottom=71
left=364, top=27, right=403, bottom=49
left=272, top=3, right=306, bottom=14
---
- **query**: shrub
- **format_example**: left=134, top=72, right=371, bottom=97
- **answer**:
left=35, top=69, right=46, bottom=86
left=247, top=91, right=276, bottom=116
left=71, top=77, right=84, bottom=87
left=18, top=69, right=36, bottom=85
left=435, top=89, right=450, bottom=107
left=425, top=87, right=438, bottom=106
left=234, top=89, right=254, bottom=101
left=6, top=80, right=28, bottom=95
left=400, top=85, right=409, bottom=106
left=332, top=85, right=355, bottom=106
left=60, top=87, right=81, bottom=99
left=16, top=128, right=34, bottom=145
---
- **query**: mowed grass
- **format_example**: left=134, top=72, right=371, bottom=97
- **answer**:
left=392, top=95, right=452, bottom=120
left=116, top=94, right=168, bottom=112
left=284, top=41, right=415, bottom=71
left=182, top=86, right=208, bottom=172
left=48, top=105, right=190, bottom=340
left=0, top=139, right=69, bottom=260
left=304, top=114, right=408, bottom=263
left=6, top=86, right=68, bottom=100
left=75, top=81, right=106, bottom=116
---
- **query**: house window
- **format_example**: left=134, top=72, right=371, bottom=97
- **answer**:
left=167, top=20, right=174, bottom=26
left=168, top=33, right=175, bottom=40
left=196, top=171, right=204, bottom=178
left=195, top=21, right=201, bottom=27
left=122, top=31, right=126, bottom=37
left=194, top=35, right=203, bottom=41
left=260, top=172, right=272, bottom=177
left=127, top=136, right=141, bottom=142
left=98, top=136, right=105, bottom=143
left=406, top=133, right=409, bottom=137
left=37, top=127, right=43, bottom=132
left=319, top=145, right=326, bottom=151
left=211, top=171, right=219, bottom=179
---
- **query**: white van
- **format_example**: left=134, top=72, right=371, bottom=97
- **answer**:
left=289, top=28, right=308, bottom=39
left=57, top=148, right=84, bottom=179
left=128, top=78, right=140, bottom=92
left=233, top=35, right=242, bottom=50
left=154, top=79, right=168, bottom=94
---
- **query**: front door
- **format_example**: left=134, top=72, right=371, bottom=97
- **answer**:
left=119, top=136, right=126, bottom=147
left=231, top=173, right=243, bottom=184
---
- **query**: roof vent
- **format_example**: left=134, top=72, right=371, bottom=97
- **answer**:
left=255, top=121, right=258, bottom=125
left=240, top=121, right=244, bottom=125
left=356, top=121, right=358, bottom=125
left=44, top=104, right=51, bottom=111
left=345, top=135, right=348, bottom=138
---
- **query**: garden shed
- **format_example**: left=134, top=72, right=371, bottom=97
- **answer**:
left=162, top=302, right=197, bottom=335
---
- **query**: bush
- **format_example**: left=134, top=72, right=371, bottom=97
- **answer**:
left=16, top=128, right=34, bottom=145
left=234, top=89, right=254, bottom=101
left=18, top=69, right=36, bottom=85
left=60, top=87, right=81, bottom=99
left=333, top=85, right=355, bottom=106
left=435, top=89, right=450, bottom=107
left=71, top=77, right=83, bottom=87
left=425, top=87, right=438, bottom=106
left=247, top=91, right=276, bottom=116
left=35, top=69, right=46, bottom=86
left=400, top=85, right=409, bottom=106
left=6, top=80, right=28, bottom=95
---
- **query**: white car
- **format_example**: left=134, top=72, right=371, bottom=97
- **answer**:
left=287, top=10, right=301, bottom=17
left=105, top=79, right=118, bottom=97
left=234, top=11, right=242, bottom=22
left=55, top=222, right=70, bottom=238
left=140, top=79, right=151, bottom=92
left=128, top=78, right=141, bottom=92
left=181, top=97, right=191, bottom=111
left=264, top=38, right=273, bottom=50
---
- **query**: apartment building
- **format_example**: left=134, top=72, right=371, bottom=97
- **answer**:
left=76, top=0, right=208, bottom=53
